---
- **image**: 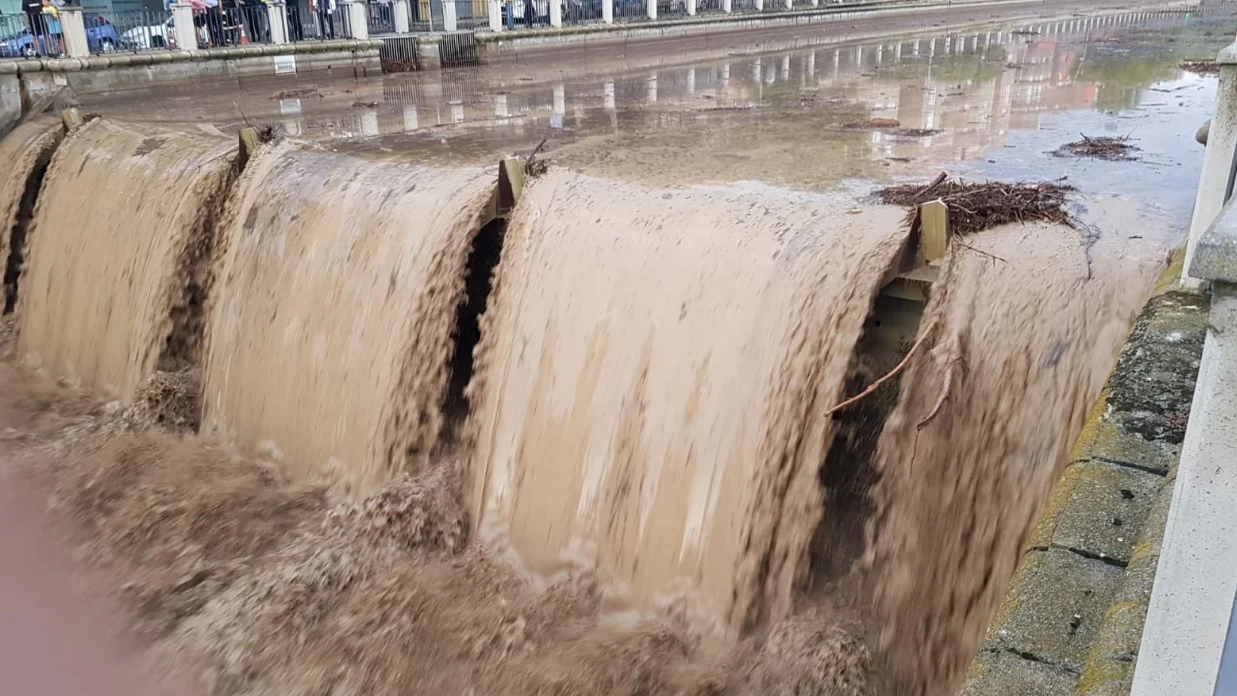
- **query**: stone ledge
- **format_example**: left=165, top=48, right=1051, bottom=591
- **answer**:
left=0, top=40, right=384, bottom=75
left=983, top=547, right=1124, bottom=675
left=1027, top=461, right=1162, bottom=566
left=959, top=254, right=1208, bottom=696
left=959, top=649, right=1078, bottom=696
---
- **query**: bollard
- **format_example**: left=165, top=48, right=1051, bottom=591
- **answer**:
left=549, top=0, right=561, bottom=27
left=58, top=7, right=89, bottom=59
left=686, top=0, right=695, bottom=15
left=602, top=0, right=613, bottom=22
left=721, top=0, right=730, bottom=12
left=394, top=0, right=411, bottom=32
left=171, top=2, right=197, bottom=49
left=645, top=0, right=655, bottom=20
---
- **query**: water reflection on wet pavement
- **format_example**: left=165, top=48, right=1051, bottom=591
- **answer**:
left=88, top=6, right=1232, bottom=232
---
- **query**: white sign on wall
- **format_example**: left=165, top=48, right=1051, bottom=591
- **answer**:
left=274, top=55, right=297, bottom=75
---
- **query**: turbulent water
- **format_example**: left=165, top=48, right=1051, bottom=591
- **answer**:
left=864, top=224, right=1160, bottom=695
left=15, top=119, right=237, bottom=401
left=0, top=117, right=61, bottom=312
left=201, top=142, right=494, bottom=497
left=0, top=118, right=1169, bottom=696
left=468, top=171, right=908, bottom=634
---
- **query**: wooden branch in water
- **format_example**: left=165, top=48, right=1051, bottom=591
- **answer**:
left=824, top=335, right=927, bottom=418
left=955, top=241, right=1006, bottom=264
left=917, top=356, right=965, bottom=430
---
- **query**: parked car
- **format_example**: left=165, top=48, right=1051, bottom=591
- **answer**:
left=120, top=16, right=175, bottom=50
left=1, top=28, right=44, bottom=58
left=84, top=16, right=123, bottom=52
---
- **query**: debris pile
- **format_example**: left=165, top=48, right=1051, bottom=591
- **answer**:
left=1054, top=134, right=1140, bottom=161
left=875, top=173, right=1075, bottom=235
left=842, top=118, right=902, bottom=129
left=1180, top=59, right=1220, bottom=75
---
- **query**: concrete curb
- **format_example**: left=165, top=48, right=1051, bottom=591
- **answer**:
left=0, top=39, right=384, bottom=75
left=958, top=254, right=1209, bottom=696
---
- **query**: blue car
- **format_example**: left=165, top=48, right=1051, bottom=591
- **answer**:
left=0, top=16, right=120, bottom=57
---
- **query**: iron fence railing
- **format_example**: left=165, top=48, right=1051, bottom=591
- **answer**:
left=84, top=9, right=174, bottom=54
left=192, top=5, right=274, bottom=47
left=0, top=13, right=45, bottom=59
left=612, top=0, right=646, bottom=22
left=367, top=2, right=396, bottom=34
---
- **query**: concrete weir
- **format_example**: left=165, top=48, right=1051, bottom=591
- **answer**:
left=0, top=94, right=1188, bottom=695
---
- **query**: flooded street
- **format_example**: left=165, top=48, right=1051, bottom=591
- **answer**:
left=87, top=4, right=1231, bottom=234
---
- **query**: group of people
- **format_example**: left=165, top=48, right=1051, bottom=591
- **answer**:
left=22, top=0, right=64, bottom=57
left=159, top=0, right=340, bottom=46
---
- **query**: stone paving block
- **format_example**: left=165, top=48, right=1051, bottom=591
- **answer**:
left=1030, top=461, right=1163, bottom=566
left=986, top=547, right=1124, bottom=674
left=1105, top=291, right=1207, bottom=446
left=958, top=649, right=1077, bottom=696
left=1070, top=410, right=1180, bottom=476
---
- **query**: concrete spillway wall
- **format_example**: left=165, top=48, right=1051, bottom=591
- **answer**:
left=0, top=113, right=1174, bottom=695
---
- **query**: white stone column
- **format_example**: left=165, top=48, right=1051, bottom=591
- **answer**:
left=811, top=0, right=817, bottom=7
left=646, top=0, right=656, bottom=20
left=721, top=0, right=730, bottom=12
left=1184, top=44, right=1237, bottom=287
left=346, top=0, right=369, bottom=38
left=171, top=2, right=197, bottom=50
left=784, top=0, right=791, bottom=9
left=550, top=0, right=562, bottom=27
left=686, top=0, right=695, bottom=15
left=753, top=0, right=762, bottom=11
left=442, top=0, right=458, bottom=31
left=602, top=0, right=613, bottom=22
left=267, top=2, right=289, bottom=43
left=394, top=0, right=412, bottom=31
left=488, top=0, right=501, bottom=29
left=58, top=6, right=89, bottom=58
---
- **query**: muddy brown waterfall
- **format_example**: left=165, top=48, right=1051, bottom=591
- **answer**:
left=16, top=118, right=238, bottom=401
left=466, top=170, right=910, bottom=633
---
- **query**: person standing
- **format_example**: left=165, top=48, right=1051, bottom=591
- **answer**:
left=315, top=0, right=334, bottom=38
left=23, top=0, right=46, bottom=56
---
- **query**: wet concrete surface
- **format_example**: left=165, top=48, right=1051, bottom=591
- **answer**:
left=83, top=2, right=1236, bottom=238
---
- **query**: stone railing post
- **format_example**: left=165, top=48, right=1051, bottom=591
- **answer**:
left=1184, top=34, right=1237, bottom=288
left=753, top=0, right=763, bottom=11
left=645, top=0, right=655, bottom=20
left=685, top=0, right=694, bottom=15
left=393, top=0, right=410, bottom=31
left=345, top=0, right=369, bottom=38
left=442, top=0, right=457, bottom=31
left=267, top=2, right=289, bottom=43
left=602, top=0, right=612, bottom=22
left=487, top=0, right=501, bottom=30
left=58, top=6, right=89, bottom=58
left=171, top=2, right=197, bottom=49
left=549, top=0, right=561, bottom=27
left=721, top=0, right=730, bottom=12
